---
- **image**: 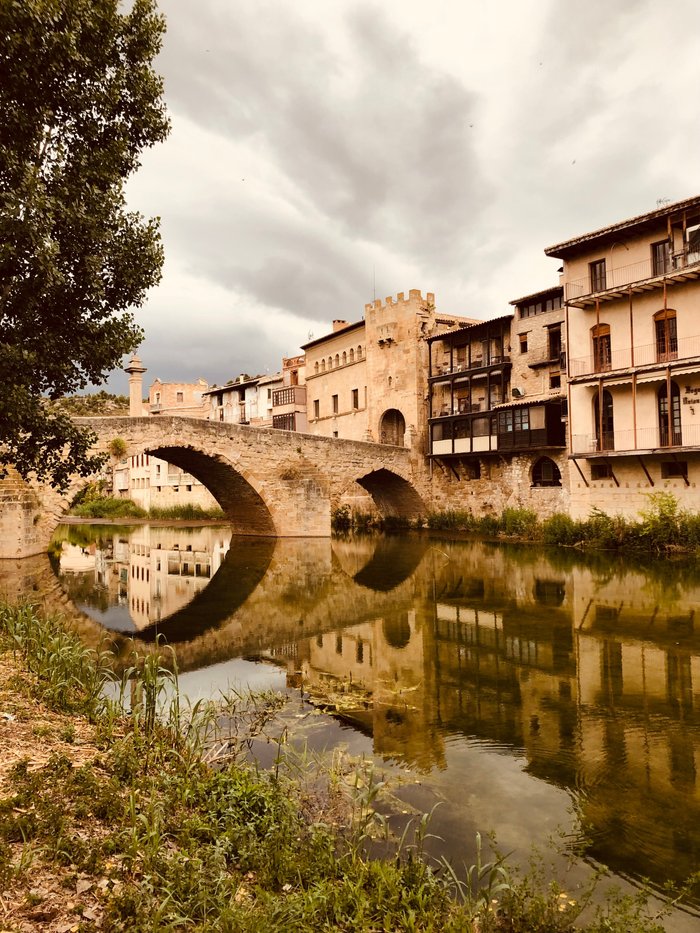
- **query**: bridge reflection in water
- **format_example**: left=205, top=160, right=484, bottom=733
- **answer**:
left=4, top=525, right=700, bottom=906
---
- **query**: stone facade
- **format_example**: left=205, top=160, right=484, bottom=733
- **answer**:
left=303, top=290, right=474, bottom=450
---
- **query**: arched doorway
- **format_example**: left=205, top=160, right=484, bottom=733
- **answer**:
left=379, top=409, right=406, bottom=446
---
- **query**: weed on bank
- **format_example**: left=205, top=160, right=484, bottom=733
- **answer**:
left=0, top=603, right=687, bottom=931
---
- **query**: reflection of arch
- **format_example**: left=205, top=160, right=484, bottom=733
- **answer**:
left=379, top=408, right=406, bottom=446
left=136, top=537, right=276, bottom=642
left=352, top=536, right=428, bottom=591
left=382, top=613, right=411, bottom=649
left=532, top=457, right=561, bottom=487
left=149, top=445, right=276, bottom=535
left=355, top=468, right=426, bottom=520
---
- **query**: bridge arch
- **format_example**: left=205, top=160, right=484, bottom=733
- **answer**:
left=355, top=467, right=426, bottom=520
left=144, top=444, right=276, bottom=536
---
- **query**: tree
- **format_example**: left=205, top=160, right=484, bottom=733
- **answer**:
left=0, top=0, right=169, bottom=489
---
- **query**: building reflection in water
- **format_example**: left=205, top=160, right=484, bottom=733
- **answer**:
left=48, top=526, right=700, bottom=896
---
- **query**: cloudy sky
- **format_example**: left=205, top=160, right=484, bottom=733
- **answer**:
left=117, top=0, right=700, bottom=392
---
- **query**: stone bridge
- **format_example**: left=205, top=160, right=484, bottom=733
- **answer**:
left=1, top=417, right=430, bottom=558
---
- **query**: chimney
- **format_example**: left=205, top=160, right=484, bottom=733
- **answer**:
left=333, top=319, right=349, bottom=332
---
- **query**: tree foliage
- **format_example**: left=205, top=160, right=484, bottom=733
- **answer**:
left=0, top=0, right=169, bottom=488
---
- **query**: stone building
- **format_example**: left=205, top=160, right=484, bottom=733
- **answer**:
left=202, top=375, right=268, bottom=425
left=547, top=194, right=700, bottom=518
left=302, top=289, right=474, bottom=449
left=426, top=306, right=568, bottom=516
left=114, top=452, right=220, bottom=512
left=149, top=377, right=209, bottom=418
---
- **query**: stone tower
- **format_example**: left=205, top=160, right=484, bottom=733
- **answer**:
left=125, top=354, right=147, bottom=417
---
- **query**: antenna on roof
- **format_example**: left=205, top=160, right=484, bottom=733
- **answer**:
left=656, top=197, right=671, bottom=208
left=307, top=330, right=314, bottom=341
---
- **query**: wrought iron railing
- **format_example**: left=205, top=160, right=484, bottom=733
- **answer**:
left=569, top=334, right=700, bottom=377
left=565, top=246, right=700, bottom=301
left=571, top=422, right=700, bottom=454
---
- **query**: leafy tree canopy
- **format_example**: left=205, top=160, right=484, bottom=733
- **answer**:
left=0, top=0, right=169, bottom=489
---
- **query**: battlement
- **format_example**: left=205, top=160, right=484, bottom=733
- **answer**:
left=364, top=289, right=435, bottom=315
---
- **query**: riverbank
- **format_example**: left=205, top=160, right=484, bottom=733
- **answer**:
left=0, top=603, right=683, bottom=932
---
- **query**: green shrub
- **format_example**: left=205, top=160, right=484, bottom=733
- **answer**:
left=500, top=508, right=539, bottom=537
left=72, top=497, right=146, bottom=519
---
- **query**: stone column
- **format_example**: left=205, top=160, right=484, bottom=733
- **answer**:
left=125, top=354, right=147, bottom=417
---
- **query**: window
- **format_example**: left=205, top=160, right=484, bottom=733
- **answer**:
left=519, top=294, right=562, bottom=317
left=654, top=309, right=678, bottom=362
left=352, top=388, right=359, bottom=409
left=548, top=325, right=562, bottom=361
left=357, top=345, right=363, bottom=359
left=267, top=388, right=272, bottom=400
left=532, top=456, right=561, bottom=487
left=273, top=413, right=297, bottom=431
left=321, top=360, right=326, bottom=372
left=349, top=348, right=355, bottom=363
left=313, top=399, right=320, bottom=419
left=661, top=460, right=688, bottom=479
left=519, top=334, right=528, bottom=353
left=273, top=387, right=296, bottom=406
left=549, top=374, right=561, bottom=389
left=590, top=258, right=607, bottom=292
left=591, top=323, right=612, bottom=372
left=332, top=394, right=338, bottom=414
left=334, top=354, right=339, bottom=368
left=342, top=352, right=347, bottom=365
left=314, top=362, right=319, bottom=374
left=658, top=381, right=682, bottom=446
left=591, top=462, right=613, bottom=480
left=176, top=391, right=184, bottom=403
left=328, top=357, right=333, bottom=370
left=332, top=430, right=338, bottom=438
left=593, top=389, right=614, bottom=450
left=651, top=240, right=671, bottom=277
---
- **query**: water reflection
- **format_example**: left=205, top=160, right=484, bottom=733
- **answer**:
left=8, top=525, right=700, bottom=902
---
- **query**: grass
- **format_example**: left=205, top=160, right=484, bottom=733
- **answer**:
left=419, top=493, right=700, bottom=555
left=68, top=497, right=225, bottom=521
left=0, top=602, right=690, bottom=931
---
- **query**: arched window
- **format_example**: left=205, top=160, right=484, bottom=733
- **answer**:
left=342, top=351, right=347, bottom=365
left=658, top=380, right=682, bottom=446
left=593, top=389, right=614, bottom=451
left=334, top=354, right=340, bottom=368
left=654, top=309, right=678, bottom=362
left=321, top=359, right=326, bottom=372
left=349, top=348, right=355, bottom=363
left=314, top=362, right=319, bottom=375
left=357, top=345, right=363, bottom=360
left=532, top=457, right=561, bottom=487
left=328, top=356, right=333, bottom=370
left=591, top=323, right=611, bottom=372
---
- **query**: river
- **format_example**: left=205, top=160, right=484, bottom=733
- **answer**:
left=2, top=521, right=700, bottom=924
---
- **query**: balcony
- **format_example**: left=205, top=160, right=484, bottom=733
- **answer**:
left=569, top=334, right=700, bottom=378
left=571, top=423, right=700, bottom=456
left=272, top=385, right=307, bottom=407
left=565, top=247, right=700, bottom=306
left=431, top=354, right=511, bottom=378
